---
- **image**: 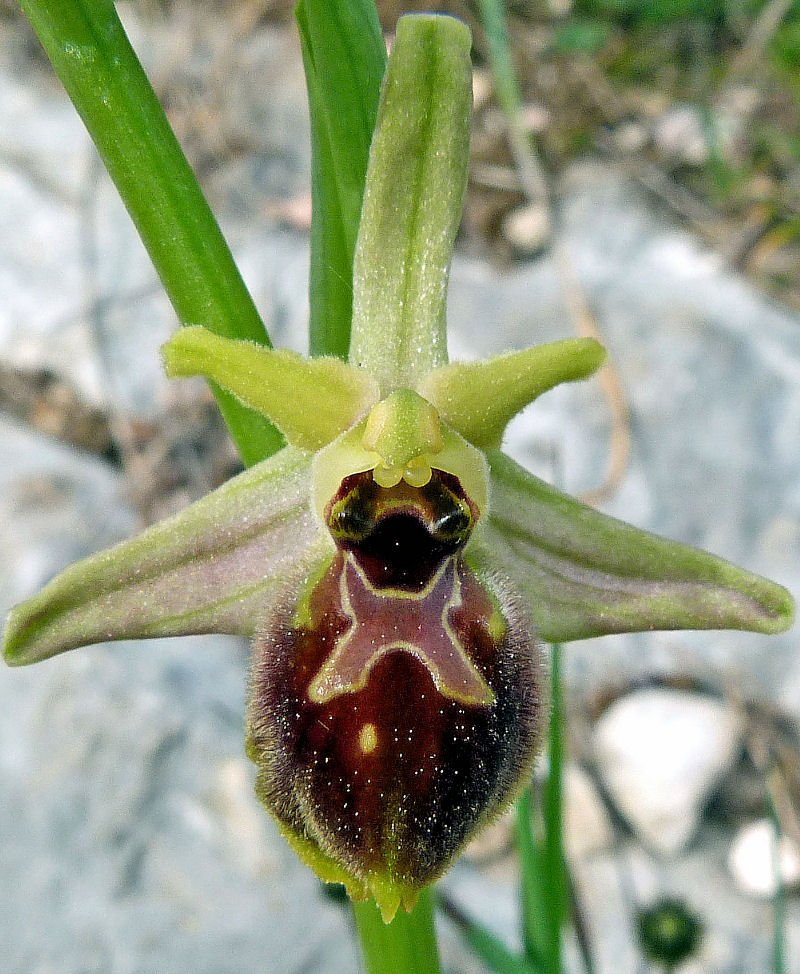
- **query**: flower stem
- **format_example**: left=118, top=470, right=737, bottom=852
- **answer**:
left=19, top=0, right=281, bottom=465
left=352, top=887, right=442, bottom=974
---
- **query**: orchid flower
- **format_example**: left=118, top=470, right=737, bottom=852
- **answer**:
left=3, top=15, right=793, bottom=923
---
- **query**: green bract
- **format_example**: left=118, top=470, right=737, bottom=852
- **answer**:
left=3, top=14, right=794, bottom=923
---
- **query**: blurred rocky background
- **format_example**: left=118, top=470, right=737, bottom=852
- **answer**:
left=0, top=1, right=798, bottom=972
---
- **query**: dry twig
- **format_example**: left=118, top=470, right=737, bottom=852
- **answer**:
left=557, top=247, right=632, bottom=507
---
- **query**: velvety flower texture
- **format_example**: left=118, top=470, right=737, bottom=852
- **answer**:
left=2, top=15, right=794, bottom=922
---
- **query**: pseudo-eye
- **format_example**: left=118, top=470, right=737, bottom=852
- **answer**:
left=246, top=392, right=545, bottom=917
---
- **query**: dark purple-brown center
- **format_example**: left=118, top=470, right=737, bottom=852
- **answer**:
left=246, top=468, right=545, bottom=900
left=327, top=470, right=474, bottom=590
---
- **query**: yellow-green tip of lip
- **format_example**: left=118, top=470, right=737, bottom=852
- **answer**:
left=367, top=872, right=421, bottom=924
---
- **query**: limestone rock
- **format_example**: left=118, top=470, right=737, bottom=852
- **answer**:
left=653, top=105, right=709, bottom=166
left=501, top=201, right=551, bottom=255
left=593, top=689, right=742, bottom=854
left=728, top=818, right=800, bottom=898
left=563, top=763, right=615, bottom=861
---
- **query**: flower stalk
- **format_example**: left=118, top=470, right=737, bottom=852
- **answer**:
left=352, top=888, right=441, bottom=974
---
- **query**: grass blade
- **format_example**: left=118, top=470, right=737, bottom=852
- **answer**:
left=517, top=643, right=567, bottom=973
left=543, top=642, right=567, bottom=972
left=439, top=891, right=543, bottom=974
left=295, top=0, right=386, bottom=359
left=19, top=0, right=282, bottom=464
left=516, top=786, right=548, bottom=965
left=768, top=794, right=787, bottom=974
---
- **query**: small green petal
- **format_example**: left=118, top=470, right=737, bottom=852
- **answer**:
left=312, top=410, right=489, bottom=524
left=162, top=326, right=379, bottom=450
left=480, top=451, right=796, bottom=641
left=420, top=338, right=607, bottom=449
left=362, top=390, right=443, bottom=487
left=348, top=14, right=472, bottom=391
left=3, top=447, right=328, bottom=666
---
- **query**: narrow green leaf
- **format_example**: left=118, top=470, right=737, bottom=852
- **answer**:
left=476, top=0, right=522, bottom=122
left=162, top=327, right=378, bottom=449
left=3, top=448, right=323, bottom=666
left=542, top=644, right=566, bottom=973
left=296, top=0, right=386, bottom=360
left=476, top=0, right=549, bottom=208
left=420, top=339, right=606, bottom=449
left=19, top=0, right=281, bottom=464
left=439, top=891, right=544, bottom=974
left=349, top=14, right=473, bottom=392
left=517, top=650, right=574, bottom=973
left=482, top=451, right=796, bottom=641
left=353, top=887, right=442, bottom=974
left=516, top=787, right=549, bottom=967
left=768, top=793, right=787, bottom=974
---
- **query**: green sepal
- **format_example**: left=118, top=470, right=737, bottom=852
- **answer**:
left=479, top=451, right=796, bottom=641
left=3, top=447, right=329, bottom=666
left=348, top=14, right=472, bottom=391
left=162, top=326, right=379, bottom=450
left=420, top=338, right=607, bottom=449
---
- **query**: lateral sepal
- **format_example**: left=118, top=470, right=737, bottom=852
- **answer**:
left=3, top=447, right=325, bottom=665
left=482, top=450, right=795, bottom=641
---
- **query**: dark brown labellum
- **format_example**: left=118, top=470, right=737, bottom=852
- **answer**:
left=246, top=470, right=545, bottom=917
